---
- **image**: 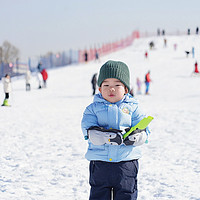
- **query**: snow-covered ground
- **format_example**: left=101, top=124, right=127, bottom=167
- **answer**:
left=1, top=35, right=200, bottom=200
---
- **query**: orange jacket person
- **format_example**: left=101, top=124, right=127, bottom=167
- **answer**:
left=41, top=69, right=48, bottom=88
left=145, top=71, right=151, bottom=94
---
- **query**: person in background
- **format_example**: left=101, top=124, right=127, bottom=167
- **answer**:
left=185, top=51, right=190, bottom=58
left=145, top=51, right=148, bottom=59
left=36, top=71, right=42, bottom=89
left=82, top=60, right=151, bottom=200
left=192, top=47, right=195, bottom=58
left=196, top=27, right=199, bottom=34
left=136, top=77, right=142, bottom=95
left=41, top=68, right=48, bottom=88
left=174, top=43, right=177, bottom=51
left=145, top=71, right=151, bottom=95
left=25, top=69, right=31, bottom=91
left=84, top=51, right=88, bottom=63
left=37, top=61, right=42, bottom=89
left=2, top=74, right=11, bottom=106
left=91, top=73, right=97, bottom=95
left=187, top=28, right=190, bottom=35
left=95, top=50, right=99, bottom=62
left=194, top=61, right=199, bottom=73
left=37, top=61, right=42, bottom=71
left=149, top=41, right=154, bottom=49
left=164, top=39, right=167, bottom=47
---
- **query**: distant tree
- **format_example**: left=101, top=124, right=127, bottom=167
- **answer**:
left=0, top=41, right=20, bottom=63
left=46, top=51, right=53, bottom=57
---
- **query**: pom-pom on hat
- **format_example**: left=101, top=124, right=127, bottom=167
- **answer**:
left=97, top=60, right=130, bottom=91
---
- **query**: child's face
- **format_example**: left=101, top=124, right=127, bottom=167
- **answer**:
left=99, top=78, right=128, bottom=103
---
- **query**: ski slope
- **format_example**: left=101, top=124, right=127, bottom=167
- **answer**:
left=0, top=35, right=200, bottom=200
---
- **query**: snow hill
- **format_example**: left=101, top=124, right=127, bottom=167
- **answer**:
left=0, top=35, right=200, bottom=200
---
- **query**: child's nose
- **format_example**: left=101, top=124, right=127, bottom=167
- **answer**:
left=109, top=87, right=115, bottom=91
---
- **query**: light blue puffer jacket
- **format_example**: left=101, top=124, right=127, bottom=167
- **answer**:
left=81, top=93, right=148, bottom=162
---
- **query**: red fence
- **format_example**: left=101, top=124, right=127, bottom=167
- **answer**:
left=78, top=31, right=140, bottom=63
left=0, top=30, right=140, bottom=79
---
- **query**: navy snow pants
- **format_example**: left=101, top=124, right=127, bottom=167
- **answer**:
left=89, top=160, right=138, bottom=200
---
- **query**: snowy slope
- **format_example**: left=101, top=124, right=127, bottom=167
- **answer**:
left=0, top=35, right=200, bottom=200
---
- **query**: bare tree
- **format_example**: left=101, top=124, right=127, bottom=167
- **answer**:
left=46, top=51, right=54, bottom=57
left=1, top=41, right=20, bottom=63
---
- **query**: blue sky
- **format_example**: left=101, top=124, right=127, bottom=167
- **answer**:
left=1, top=0, right=200, bottom=61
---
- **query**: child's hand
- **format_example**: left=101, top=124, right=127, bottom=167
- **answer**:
left=123, top=129, right=147, bottom=146
left=87, top=126, right=123, bottom=145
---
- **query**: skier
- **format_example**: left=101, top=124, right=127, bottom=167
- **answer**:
left=196, top=27, right=199, bottom=35
left=145, top=51, right=148, bottom=59
left=36, top=72, right=42, bottom=89
left=37, top=61, right=42, bottom=71
left=40, top=68, right=48, bottom=88
left=91, top=73, right=97, bottom=95
left=82, top=60, right=151, bottom=200
left=84, top=51, right=88, bottom=62
left=192, top=47, right=195, bottom=58
left=145, top=71, right=151, bottom=95
left=136, top=77, right=142, bottom=94
left=174, top=43, right=177, bottom=51
left=95, top=50, right=99, bottom=62
left=37, top=61, right=42, bottom=89
left=194, top=61, right=199, bottom=73
left=2, top=74, right=11, bottom=106
left=185, top=51, right=190, bottom=58
left=149, top=41, right=154, bottom=49
left=164, top=38, right=167, bottom=47
left=25, top=69, right=31, bottom=91
left=187, top=28, right=190, bottom=35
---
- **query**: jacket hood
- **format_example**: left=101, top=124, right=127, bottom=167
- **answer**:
left=93, top=93, right=138, bottom=105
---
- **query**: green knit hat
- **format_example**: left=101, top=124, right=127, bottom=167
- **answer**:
left=97, top=60, right=130, bottom=91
